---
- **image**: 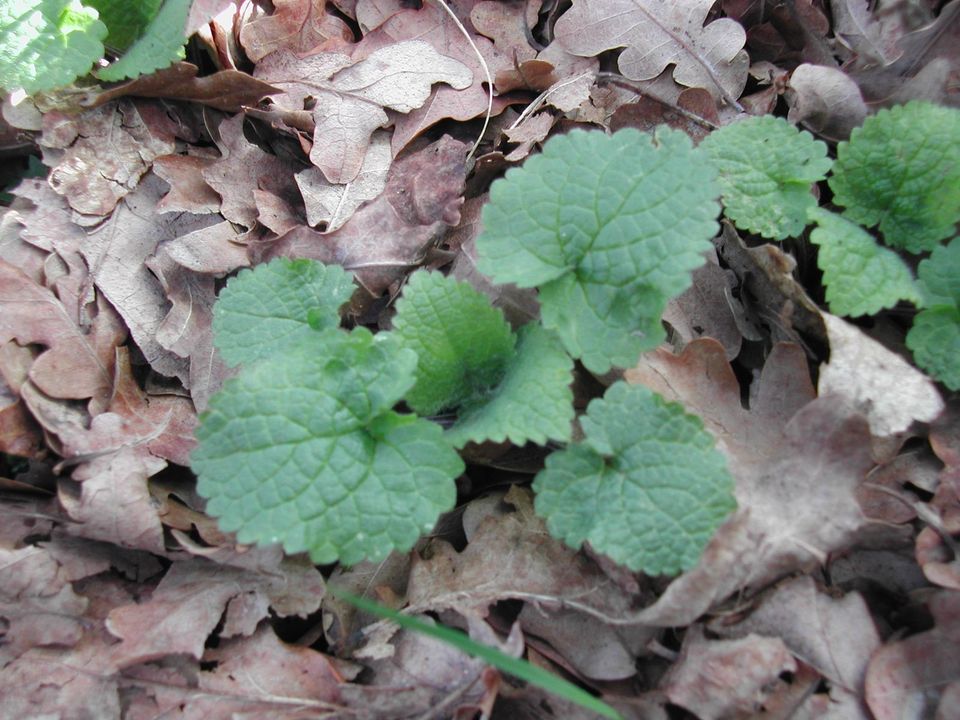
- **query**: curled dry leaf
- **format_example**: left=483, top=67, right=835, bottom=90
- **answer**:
left=787, top=63, right=868, bottom=141
left=79, top=63, right=283, bottom=113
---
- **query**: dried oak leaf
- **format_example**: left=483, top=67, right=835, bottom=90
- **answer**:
left=106, top=556, right=324, bottom=668
left=153, top=152, right=222, bottom=214
left=239, top=0, right=353, bottom=61
left=82, top=172, right=221, bottom=384
left=625, top=340, right=875, bottom=625
left=22, top=347, right=196, bottom=552
left=0, top=261, right=123, bottom=407
left=787, top=63, right=869, bottom=141
left=202, top=113, right=302, bottom=228
left=80, top=62, right=283, bottom=113
left=0, top=544, right=88, bottom=666
left=866, top=590, right=960, bottom=720
left=709, top=576, right=881, bottom=696
left=260, top=134, right=467, bottom=295
left=40, top=100, right=183, bottom=217
left=405, top=487, right=653, bottom=682
left=555, top=0, right=749, bottom=104
left=661, top=625, right=796, bottom=720
left=351, top=4, right=513, bottom=154
left=820, top=313, right=944, bottom=437
left=255, top=40, right=471, bottom=183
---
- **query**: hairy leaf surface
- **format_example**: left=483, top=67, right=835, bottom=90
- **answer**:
left=95, top=0, right=191, bottom=81
left=533, top=381, right=736, bottom=575
left=391, top=270, right=515, bottom=416
left=391, top=271, right=574, bottom=447
left=212, top=258, right=354, bottom=368
left=907, top=238, right=960, bottom=389
left=192, top=328, right=463, bottom=565
left=0, top=0, right=107, bottom=93
left=477, top=127, right=720, bottom=373
left=829, top=101, right=960, bottom=252
left=701, top=116, right=832, bottom=240
left=808, top=209, right=920, bottom=317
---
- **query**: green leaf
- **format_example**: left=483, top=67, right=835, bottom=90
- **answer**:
left=446, top=323, right=574, bottom=447
left=192, top=328, right=463, bottom=565
left=391, top=270, right=515, bottom=416
left=476, top=127, right=720, bottom=374
left=391, top=271, right=574, bottom=447
left=808, top=208, right=920, bottom=317
left=94, top=0, right=190, bottom=82
left=0, top=0, right=107, bottom=94
left=533, top=381, right=736, bottom=575
left=700, top=115, right=832, bottom=240
left=829, top=101, right=960, bottom=252
left=907, top=238, right=960, bottom=390
left=916, top=236, right=960, bottom=309
left=86, top=0, right=163, bottom=52
left=331, top=588, right=624, bottom=720
left=212, top=258, right=354, bottom=368
left=907, top=307, right=960, bottom=391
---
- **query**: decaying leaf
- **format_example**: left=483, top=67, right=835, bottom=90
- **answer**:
left=555, top=0, right=749, bottom=103
left=260, top=134, right=467, bottom=295
left=820, top=314, right=944, bottom=437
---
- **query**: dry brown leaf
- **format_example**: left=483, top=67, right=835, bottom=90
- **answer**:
left=661, top=626, right=796, bottom=720
left=202, top=113, right=301, bottom=228
left=787, top=63, right=869, bottom=141
left=352, top=3, right=512, bottom=154
left=260, top=134, right=467, bottom=295
left=82, top=173, right=219, bottom=384
left=153, top=153, right=222, bottom=214
left=40, top=100, right=182, bottom=216
left=625, top=341, right=879, bottom=625
left=80, top=63, right=282, bottom=113
left=866, top=591, right=960, bottom=720
left=106, top=556, right=324, bottom=668
left=555, top=0, right=749, bottom=104
left=296, top=129, right=391, bottom=231
left=710, top=576, right=880, bottom=696
left=256, top=40, right=472, bottom=183
left=0, top=261, right=122, bottom=407
left=239, top=0, right=353, bottom=61
left=820, top=314, right=944, bottom=437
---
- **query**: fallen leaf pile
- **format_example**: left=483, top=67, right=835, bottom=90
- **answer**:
left=1, top=0, right=958, bottom=717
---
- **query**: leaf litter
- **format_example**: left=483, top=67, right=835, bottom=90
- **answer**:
left=1, top=1, right=958, bottom=718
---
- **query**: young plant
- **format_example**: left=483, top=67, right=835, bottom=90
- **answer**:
left=192, top=128, right=738, bottom=574
left=0, top=0, right=192, bottom=96
left=705, top=101, right=960, bottom=389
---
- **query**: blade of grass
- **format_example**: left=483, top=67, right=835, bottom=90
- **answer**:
left=330, top=587, right=623, bottom=720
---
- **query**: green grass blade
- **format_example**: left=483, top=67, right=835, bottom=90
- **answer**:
left=331, top=587, right=623, bottom=719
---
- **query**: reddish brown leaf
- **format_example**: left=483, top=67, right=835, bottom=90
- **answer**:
left=239, top=0, right=354, bottom=61
left=81, top=63, right=282, bottom=113
left=661, top=626, right=796, bottom=720
left=0, top=261, right=122, bottom=406
left=153, top=153, right=222, bottom=214
left=40, top=100, right=182, bottom=216
left=260, top=134, right=467, bottom=294
left=866, top=591, right=960, bottom=720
